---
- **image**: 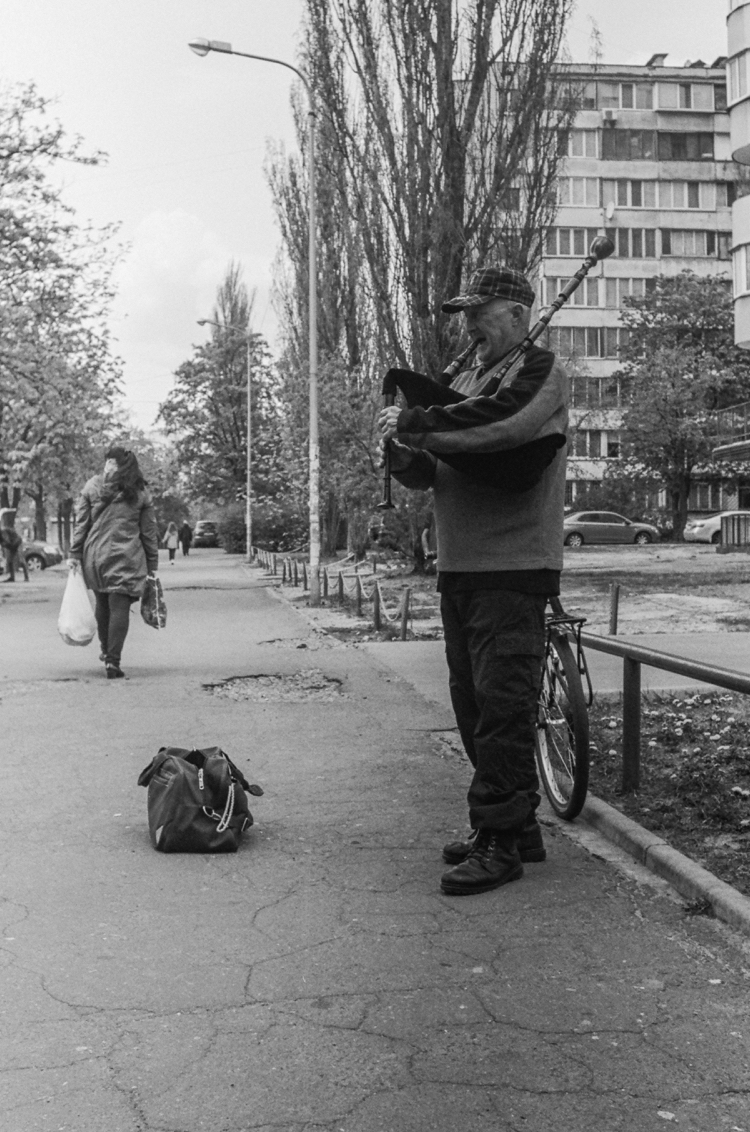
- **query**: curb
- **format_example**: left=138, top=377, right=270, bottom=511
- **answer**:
left=580, top=794, right=750, bottom=936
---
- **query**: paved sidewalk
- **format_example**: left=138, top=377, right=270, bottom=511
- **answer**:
left=2, top=555, right=749, bottom=1131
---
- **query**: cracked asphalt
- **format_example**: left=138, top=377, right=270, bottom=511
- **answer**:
left=2, top=551, right=750, bottom=1132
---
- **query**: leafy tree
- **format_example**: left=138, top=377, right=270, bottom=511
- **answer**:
left=0, top=82, right=121, bottom=530
left=158, top=266, right=299, bottom=544
left=615, top=273, right=750, bottom=538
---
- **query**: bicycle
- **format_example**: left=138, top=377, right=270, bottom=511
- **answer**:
left=534, top=595, right=593, bottom=820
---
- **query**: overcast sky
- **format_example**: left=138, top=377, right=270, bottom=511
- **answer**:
left=0, top=0, right=729, bottom=430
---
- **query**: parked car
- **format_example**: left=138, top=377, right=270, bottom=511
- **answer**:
left=683, top=510, right=750, bottom=544
left=192, top=520, right=219, bottom=548
left=22, top=539, right=64, bottom=570
left=563, top=511, right=660, bottom=547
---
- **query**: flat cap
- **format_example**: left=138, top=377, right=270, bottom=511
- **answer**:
left=442, top=265, right=535, bottom=312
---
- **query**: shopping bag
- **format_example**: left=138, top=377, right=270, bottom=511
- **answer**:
left=137, top=747, right=263, bottom=853
left=58, top=568, right=97, bottom=646
left=140, top=574, right=167, bottom=629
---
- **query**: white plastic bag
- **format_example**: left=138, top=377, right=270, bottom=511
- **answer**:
left=58, top=567, right=97, bottom=646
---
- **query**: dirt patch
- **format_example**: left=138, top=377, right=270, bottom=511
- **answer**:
left=588, top=690, right=750, bottom=898
left=203, top=669, right=345, bottom=702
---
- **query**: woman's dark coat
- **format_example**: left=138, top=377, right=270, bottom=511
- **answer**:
left=70, top=474, right=160, bottom=596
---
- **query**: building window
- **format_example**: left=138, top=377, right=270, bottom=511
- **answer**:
left=733, top=244, right=750, bottom=297
left=548, top=326, right=629, bottom=359
left=689, top=483, right=722, bottom=511
left=601, top=129, right=656, bottom=160
left=571, top=375, right=623, bottom=408
left=565, top=129, right=599, bottom=158
left=728, top=52, right=750, bottom=105
left=715, top=84, right=728, bottom=112
left=717, top=182, right=736, bottom=207
left=607, top=228, right=657, bottom=258
left=604, top=278, right=647, bottom=308
left=545, top=227, right=601, bottom=256
left=657, top=133, right=714, bottom=161
left=658, top=181, right=714, bottom=209
left=596, top=81, right=653, bottom=110
left=558, top=177, right=599, bottom=206
left=658, top=83, right=714, bottom=111
left=545, top=277, right=599, bottom=307
left=606, top=432, right=623, bottom=459
left=662, top=229, right=732, bottom=258
left=601, top=179, right=657, bottom=208
left=573, top=430, right=603, bottom=458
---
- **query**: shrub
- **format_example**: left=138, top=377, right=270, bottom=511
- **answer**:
left=217, top=506, right=246, bottom=554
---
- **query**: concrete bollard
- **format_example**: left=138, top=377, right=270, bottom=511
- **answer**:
left=609, top=583, right=620, bottom=635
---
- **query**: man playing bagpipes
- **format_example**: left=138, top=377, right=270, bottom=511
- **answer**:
left=378, top=265, right=568, bottom=897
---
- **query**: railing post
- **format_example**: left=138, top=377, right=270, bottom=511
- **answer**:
left=609, top=583, right=620, bottom=636
left=337, top=571, right=345, bottom=604
left=322, top=569, right=328, bottom=599
left=302, top=560, right=308, bottom=590
left=400, top=587, right=410, bottom=641
left=373, top=584, right=381, bottom=631
left=293, top=559, right=299, bottom=586
left=355, top=574, right=362, bottom=617
left=272, top=554, right=277, bottom=576
left=621, top=656, right=641, bottom=793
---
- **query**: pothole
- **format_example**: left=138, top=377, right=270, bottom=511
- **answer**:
left=258, top=636, right=340, bottom=650
left=203, top=668, right=345, bottom=702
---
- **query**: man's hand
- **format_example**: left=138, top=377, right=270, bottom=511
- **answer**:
left=377, top=438, right=413, bottom=472
left=378, top=405, right=401, bottom=442
left=67, top=558, right=79, bottom=572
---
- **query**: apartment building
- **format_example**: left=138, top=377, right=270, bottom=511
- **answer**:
left=542, top=56, right=734, bottom=511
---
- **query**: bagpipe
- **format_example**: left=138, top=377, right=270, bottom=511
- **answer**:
left=378, top=235, right=614, bottom=507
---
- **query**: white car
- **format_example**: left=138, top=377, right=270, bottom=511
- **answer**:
left=683, top=510, right=750, bottom=544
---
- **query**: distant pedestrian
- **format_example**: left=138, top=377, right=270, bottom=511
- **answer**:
left=0, top=510, right=29, bottom=583
left=163, top=522, right=179, bottom=564
left=179, top=520, right=192, bottom=557
left=69, top=447, right=159, bottom=679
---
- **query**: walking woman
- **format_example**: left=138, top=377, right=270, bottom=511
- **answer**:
left=163, top=521, right=179, bottom=564
left=69, top=447, right=159, bottom=679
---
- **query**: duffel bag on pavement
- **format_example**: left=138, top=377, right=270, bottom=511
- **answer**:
left=137, top=746, right=263, bottom=853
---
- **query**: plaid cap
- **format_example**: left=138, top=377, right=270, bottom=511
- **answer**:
left=442, top=266, right=535, bottom=312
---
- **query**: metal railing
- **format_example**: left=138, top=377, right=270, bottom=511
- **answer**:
left=577, top=631, right=750, bottom=793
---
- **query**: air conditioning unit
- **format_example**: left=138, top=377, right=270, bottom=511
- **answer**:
left=602, top=109, right=618, bottom=124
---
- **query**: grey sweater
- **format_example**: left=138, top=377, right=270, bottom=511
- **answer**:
left=392, top=347, right=569, bottom=574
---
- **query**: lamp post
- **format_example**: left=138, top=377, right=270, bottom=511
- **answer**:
left=188, top=37, right=320, bottom=604
left=197, top=319, right=253, bottom=563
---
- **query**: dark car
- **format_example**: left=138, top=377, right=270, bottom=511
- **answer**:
left=192, top=521, right=219, bottom=548
left=563, top=511, right=660, bottom=548
left=22, top=539, right=64, bottom=570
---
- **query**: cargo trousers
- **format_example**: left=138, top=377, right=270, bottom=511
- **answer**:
left=441, top=588, right=546, bottom=832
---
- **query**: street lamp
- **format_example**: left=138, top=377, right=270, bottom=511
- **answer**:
left=197, top=318, right=253, bottom=564
left=189, top=37, right=321, bottom=604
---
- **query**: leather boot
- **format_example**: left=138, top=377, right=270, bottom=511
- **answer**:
left=440, top=830, right=523, bottom=896
left=443, top=817, right=545, bottom=865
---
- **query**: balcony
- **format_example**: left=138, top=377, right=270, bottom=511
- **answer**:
left=713, top=401, right=750, bottom=459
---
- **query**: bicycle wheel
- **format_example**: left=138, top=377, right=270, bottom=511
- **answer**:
left=535, top=631, right=589, bottom=820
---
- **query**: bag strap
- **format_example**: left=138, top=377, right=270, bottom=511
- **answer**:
left=215, top=782, right=235, bottom=832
